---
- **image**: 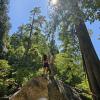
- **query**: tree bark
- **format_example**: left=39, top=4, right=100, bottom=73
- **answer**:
left=0, top=0, right=9, bottom=59
left=75, top=20, right=100, bottom=100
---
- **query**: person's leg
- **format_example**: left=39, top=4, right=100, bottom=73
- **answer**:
left=44, top=67, right=47, bottom=75
left=46, top=67, right=49, bottom=74
left=47, top=66, right=50, bottom=74
left=45, top=67, right=47, bottom=74
left=45, top=67, right=48, bottom=74
left=43, top=67, right=45, bottom=75
left=46, top=67, right=50, bottom=80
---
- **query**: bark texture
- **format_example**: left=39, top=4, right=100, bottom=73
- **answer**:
left=76, top=21, right=100, bottom=100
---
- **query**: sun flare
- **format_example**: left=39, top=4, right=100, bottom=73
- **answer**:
left=51, top=0, right=58, bottom=5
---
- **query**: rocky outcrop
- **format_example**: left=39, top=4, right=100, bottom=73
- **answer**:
left=9, top=77, right=48, bottom=100
left=48, top=77, right=65, bottom=100
left=48, top=76, right=82, bottom=100
left=9, top=76, right=89, bottom=100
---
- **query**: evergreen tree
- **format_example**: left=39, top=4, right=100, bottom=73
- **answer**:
left=0, top=0, right=10, bottom=59
left=49, top=0, right=100, bottom=99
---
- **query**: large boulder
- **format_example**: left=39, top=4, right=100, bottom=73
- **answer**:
left=9, top=76, right=89, bottom=100
left=9, top=77, right=48, bottom=100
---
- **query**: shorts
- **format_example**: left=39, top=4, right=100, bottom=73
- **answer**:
left=44, top=63, right=49, bottom=68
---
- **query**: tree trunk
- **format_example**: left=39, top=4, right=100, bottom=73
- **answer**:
left=0, top=0, right=9, bottom=59
left=24, top=13, right=35, bottom=61
left=75, top=20, right=100, bottom=100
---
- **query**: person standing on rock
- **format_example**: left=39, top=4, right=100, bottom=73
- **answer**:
left=42, top=54, right=49, bottom=75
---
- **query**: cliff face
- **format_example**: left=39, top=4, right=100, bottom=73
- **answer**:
left=9, top=76, right=88, bottom=100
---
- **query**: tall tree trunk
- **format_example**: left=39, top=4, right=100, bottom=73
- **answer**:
left=0, top=0, right=9, bottom=59
left=25, top=13, right=35, bottom=58
left=0, top=28, right=4, bottom=58
left=75, top=20, right=100, bottom=100
left=0, top=0, right=5, bottom=57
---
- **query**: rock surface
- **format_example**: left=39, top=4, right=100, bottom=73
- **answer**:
left=9, top=77, right=48, bottom=100
left=9, top=76, right=89, bottom=100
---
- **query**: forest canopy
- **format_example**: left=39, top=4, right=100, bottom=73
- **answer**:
left=0, top=0, right=100, bottom=100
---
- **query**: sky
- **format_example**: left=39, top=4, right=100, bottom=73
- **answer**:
left=8, top=0, right=100, bottom=59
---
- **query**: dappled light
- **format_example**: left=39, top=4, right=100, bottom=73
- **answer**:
left=0, top=0, right=100, bottom=100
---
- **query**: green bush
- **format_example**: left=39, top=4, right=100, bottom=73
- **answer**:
left=55, top=53, right=84, bottom=86
left=0, top=60, right=15, bottom=96
left=13, top=67, right=42, bottom=86
left=76, top=79, right=92, bottom=99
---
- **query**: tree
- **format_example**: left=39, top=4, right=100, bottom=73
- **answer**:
left=0, top=60, right=15, bottom=96
left=25, top=7, right=45, bottom=56
left=0, top=0, right=10, bottom=58
left=49, top=0, right=100, bottom=99
left=55, top=25, right=85, bottom=86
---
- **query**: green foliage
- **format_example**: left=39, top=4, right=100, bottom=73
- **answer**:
left=0, top=8, right=49, bottom=97
left=13, top=67, right=35, bottom=86
left=0, top=60, right=15, bottom=96
left=49, top=0, right=99, bottom=27
left=77, top=79, right=90, bottom=91
left=10, top=34, right=23, bottom=49
left=0, top=0, right=10, bottom=57
left=1, top=2, right=97, bottom=98
left=23, top=46, right=42, bottom=68
left=11, top=67, right=44, bottom=88
left=55, top=53, right=84, bottom=86
left=76, top=79, right=92, bottom=99
left=49, top=1, right=100, bottom=99
left=0, top=60, right=43, bottom=96
left=55, top=25, right=84, bottom=86
left=8, top=45, right=25, bottom=66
